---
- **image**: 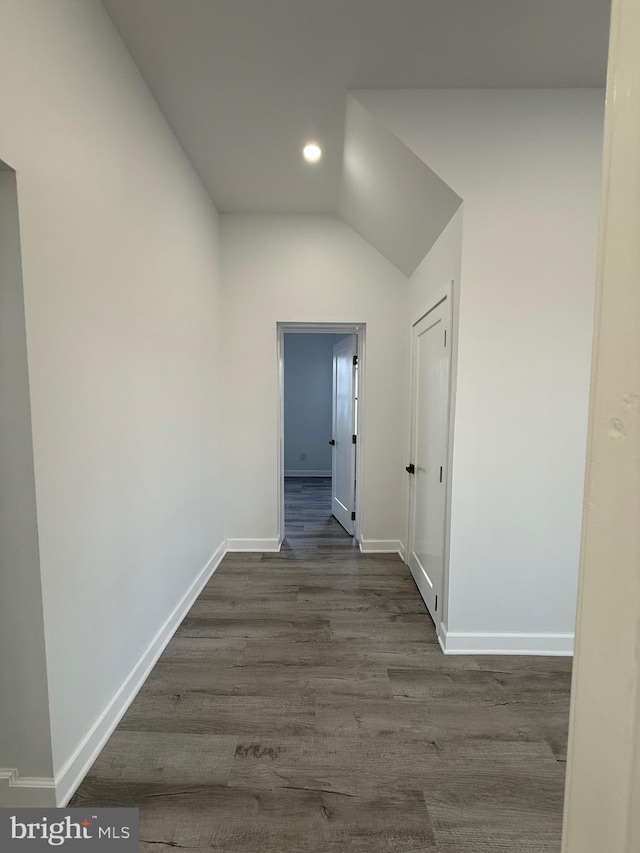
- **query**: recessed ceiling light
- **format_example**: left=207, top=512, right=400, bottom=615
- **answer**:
left=303, top=142, right=322, bottom=163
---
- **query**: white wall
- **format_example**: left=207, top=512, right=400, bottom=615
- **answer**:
left=0, top=168, right=53, bottom=782
left=356, top=90, right=604, bottom=651
left=0, top=0, right=224, bottom=797
left=284, top=334, right=334, bottom=475
left=220, top=214, right=408, bottom=550
left=409, top=209, right=463, bottom=325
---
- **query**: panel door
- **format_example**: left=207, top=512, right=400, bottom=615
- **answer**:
left=331, top=335, right=357, bottom=534
left=407, top=301, right=450, bottom=624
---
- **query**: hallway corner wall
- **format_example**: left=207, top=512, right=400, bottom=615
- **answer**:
left=0, top=0, right=226, bottom=802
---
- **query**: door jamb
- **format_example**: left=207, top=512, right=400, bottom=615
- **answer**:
left=277, top=322, right=366, bottom=547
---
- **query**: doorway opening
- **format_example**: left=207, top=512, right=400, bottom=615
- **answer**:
left=277, top=323, right=365, bottom=547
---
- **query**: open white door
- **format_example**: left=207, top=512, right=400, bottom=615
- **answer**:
left=407, top=299, right=450, bottom=625
left=331, top=335, right=357, bottom=535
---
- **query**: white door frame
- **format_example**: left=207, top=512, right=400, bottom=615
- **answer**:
left=406, top=281, right=455, bottom=639
left=277, top=322, right=366, bottom=546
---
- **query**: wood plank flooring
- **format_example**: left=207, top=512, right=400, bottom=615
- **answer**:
left=70, top=476, right=572, bottom=852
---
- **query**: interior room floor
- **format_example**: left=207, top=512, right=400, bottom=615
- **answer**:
left=70, top=476, right=572, bottom=852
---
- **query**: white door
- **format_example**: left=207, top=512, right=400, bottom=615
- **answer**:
left=407, top=299, right=450, bottom=624
left=331, top=335, right=357, bottom=535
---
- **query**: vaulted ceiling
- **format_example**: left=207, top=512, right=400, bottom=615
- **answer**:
left=101, top=0, right=610, bottom=272
left=102, top=1, right=609, bottom=212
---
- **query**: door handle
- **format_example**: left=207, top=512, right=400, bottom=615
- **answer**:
left=329, top=439, right=336, bottom=446
left=406, top=463, right=415, bottom=474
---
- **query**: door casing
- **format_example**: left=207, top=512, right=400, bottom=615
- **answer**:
left=406, top=282, right=454, bottom=639
left=277, top=322, right=366, bottom=546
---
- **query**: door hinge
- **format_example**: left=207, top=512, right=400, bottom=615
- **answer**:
left=435, top=594, right=438, bottom=610
left=353, top=354, right=358, bottom=366
left=351, top=511, right=356, bottom=521
left=439, top=466, right=443, bottom=482
left=352, top=434, right=357, bottom=444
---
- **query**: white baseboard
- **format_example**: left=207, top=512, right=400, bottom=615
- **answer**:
left=284, top=470, right=331, bottom=477
left=359, top=539, right=405, bottom=560
left=54, top=539, right=227, bottom=807
left=439, top=625, right=574, bottom=656
left=0, top=770, right=56, bottom=807
left=225, top=538, right=281, bottom=552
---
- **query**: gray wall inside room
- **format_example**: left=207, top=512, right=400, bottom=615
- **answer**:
left=284, top=334, right=347, bottom=476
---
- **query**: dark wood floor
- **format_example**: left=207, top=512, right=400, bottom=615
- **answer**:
left=71, top=476, right=572, bottom=852
left=281, top=476, right=357, bottom=545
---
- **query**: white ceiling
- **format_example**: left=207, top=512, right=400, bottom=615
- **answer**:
left=102, top=0, right=610, bottom=215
